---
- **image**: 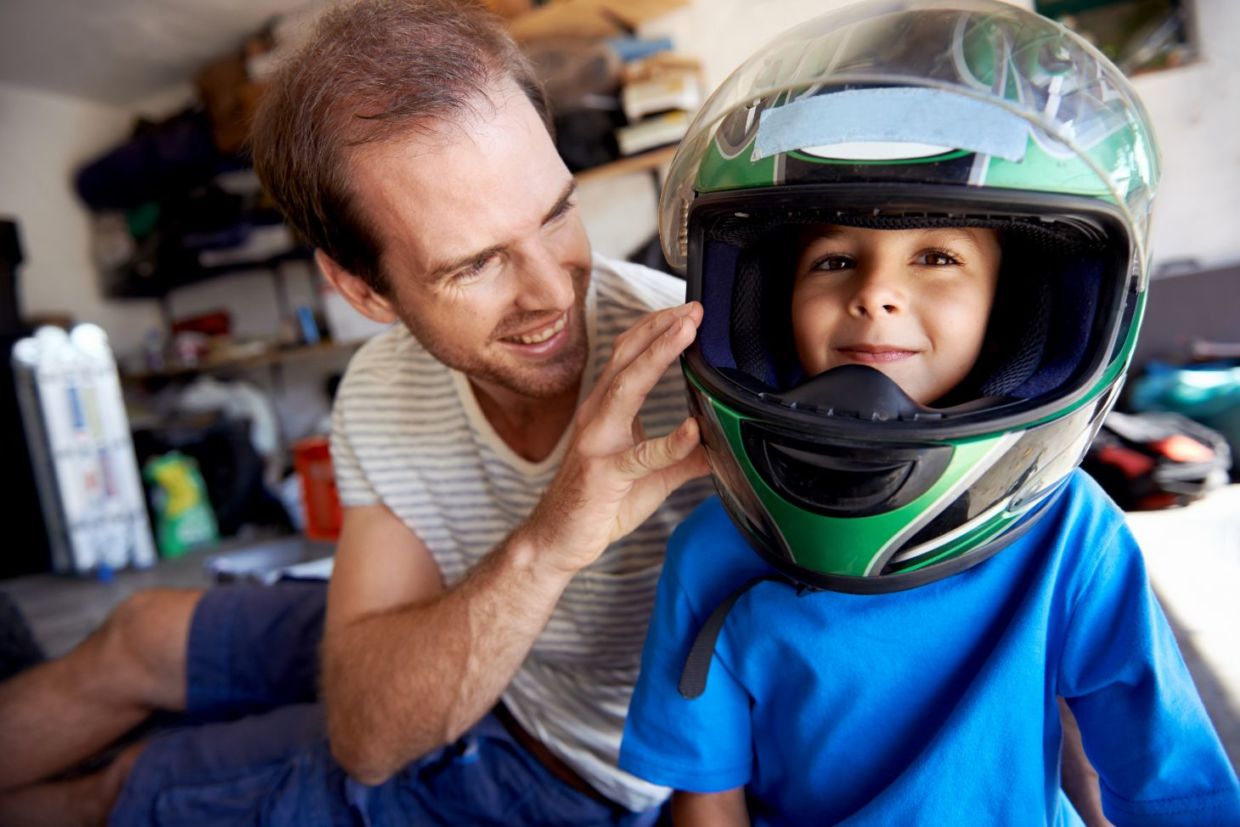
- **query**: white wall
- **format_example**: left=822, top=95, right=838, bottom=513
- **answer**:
left=639, top=0, right=1240, bottom=273
left=1130, top=0, right=1240, bottom=273
left=0, top=82, right=163, bottom=355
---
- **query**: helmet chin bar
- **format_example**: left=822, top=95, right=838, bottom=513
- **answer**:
left=781, top=364, right=930, bottom=420
left=775, top=364, right=1009, bottom=421
left=737, top=366, right=1010, bottom=519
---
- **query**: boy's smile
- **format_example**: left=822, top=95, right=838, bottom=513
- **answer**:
left=791, top=224, right=1001, bottom=405
left=831, top=343, right=921, bottom=363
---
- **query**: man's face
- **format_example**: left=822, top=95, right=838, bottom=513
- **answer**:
left=791, top=225, right=1001, bottom=405
left=345, top=83, right=592, bottom=401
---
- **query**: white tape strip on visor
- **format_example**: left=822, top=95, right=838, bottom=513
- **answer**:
left=754, top=87, right=1030, bottom=163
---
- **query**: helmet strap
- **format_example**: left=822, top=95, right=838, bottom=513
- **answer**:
left=678, top=573, right=803, bottom=700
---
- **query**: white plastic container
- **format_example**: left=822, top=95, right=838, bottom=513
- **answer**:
left=11, top=324, right=156, bottom=575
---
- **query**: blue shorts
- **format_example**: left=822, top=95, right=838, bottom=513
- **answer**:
left=111, top=581, right=660, bottom=827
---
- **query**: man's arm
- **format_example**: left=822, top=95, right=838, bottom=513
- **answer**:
left=322, top=303, right=709, bottom=784
left=322, top=503, right=573, bottom=784
left=672, top=788, right=749, bottom=827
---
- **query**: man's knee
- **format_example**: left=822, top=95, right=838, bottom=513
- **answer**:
left=94, top=588, right=203, bottom=709
left=84, top=740, right=147, bottom=826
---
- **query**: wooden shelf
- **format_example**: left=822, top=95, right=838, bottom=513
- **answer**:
left=573, top=144, right=678, bottom=185
left=121, top=149, right=680, bottom=384
left=106, top=243, right=313, bottom=301
left=123, top=340, right=362, bottom=383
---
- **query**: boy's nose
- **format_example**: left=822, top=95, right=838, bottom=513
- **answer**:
left=848, top=269, right=904, bottom=318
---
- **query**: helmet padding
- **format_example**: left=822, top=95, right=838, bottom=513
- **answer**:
left=699, top=210, right=1110, bottom=410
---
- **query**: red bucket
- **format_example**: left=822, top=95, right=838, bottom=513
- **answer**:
left=292, top=436, right=342, bottom=541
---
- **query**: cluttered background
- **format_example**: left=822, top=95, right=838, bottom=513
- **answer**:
left=0, top=0, right=1235, bottom=766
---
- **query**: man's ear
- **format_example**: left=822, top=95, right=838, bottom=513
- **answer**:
left=315, top=250, right=398, bottom=324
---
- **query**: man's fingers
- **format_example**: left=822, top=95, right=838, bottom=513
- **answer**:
left=631, top=415, right=647, bottom=445
left=609, top=302, right=701, bottom=373
left=583, top=313, right=699, bottom=450
left=615, top=417, right=702, bottom=482
left=584, top=303, right=701, bottom=420
left=605, top=421, right=709, bottom=544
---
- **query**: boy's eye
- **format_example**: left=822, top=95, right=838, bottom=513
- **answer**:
left=810, top=254, right=853, bottom=272
left=919, top=249, right=960, bottom=266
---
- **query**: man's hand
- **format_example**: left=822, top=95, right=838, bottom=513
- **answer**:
left=520, top=301, right=710, bottom=574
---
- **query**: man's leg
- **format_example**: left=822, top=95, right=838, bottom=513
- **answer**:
left=0, top=588, right=201, bottom=790
left=0, top=704, right=344, bottom=827
left=0, top=738, right=146, bottom=827
left=0, top=580, right=329, bottom=826
left=355, top=709, right=660, bottom=827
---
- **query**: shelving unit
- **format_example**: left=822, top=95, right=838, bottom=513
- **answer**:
left=124, top=340, right=361, bottom=383
left=574, top=144, right=677, bottom=186
left=122, top=144, right=679, bottom=385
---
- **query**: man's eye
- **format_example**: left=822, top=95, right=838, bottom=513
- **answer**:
left=547, top=199, right=576, bottom=225
left=452, top=258, right=490, bottom=283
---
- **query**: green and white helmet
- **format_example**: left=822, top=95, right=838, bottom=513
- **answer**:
left=664, top=0, right=1160, bottom=593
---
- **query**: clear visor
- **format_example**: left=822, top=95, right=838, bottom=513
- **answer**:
left=685, top=186, right=1135, bottom=432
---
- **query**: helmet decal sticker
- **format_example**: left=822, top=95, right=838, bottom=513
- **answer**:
left=799, top=141, right=960, bottom=162
left=753, top=88, right=1030, bottom=164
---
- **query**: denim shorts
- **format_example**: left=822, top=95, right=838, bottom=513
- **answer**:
left=111, top=581, right=660, bottom=826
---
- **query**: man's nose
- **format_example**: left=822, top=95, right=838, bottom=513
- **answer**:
left=514, top=240, right=574, bottom=310
left=848, top=267, right=905, bottom=318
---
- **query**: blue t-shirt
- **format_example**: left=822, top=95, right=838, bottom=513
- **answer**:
left=620, top=471, right=1240, bottom=825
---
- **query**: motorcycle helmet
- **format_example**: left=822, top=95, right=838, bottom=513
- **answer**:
left=663, top=0, right=1160, bottom=594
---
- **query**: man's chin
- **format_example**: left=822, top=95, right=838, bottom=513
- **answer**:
left=485, top=347, right=588, bottom=400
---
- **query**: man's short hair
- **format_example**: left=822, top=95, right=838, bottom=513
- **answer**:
left=250, top=0, right=551, bottom=293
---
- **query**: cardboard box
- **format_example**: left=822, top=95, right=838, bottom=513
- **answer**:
left=509, top=0, right=687, bottom=41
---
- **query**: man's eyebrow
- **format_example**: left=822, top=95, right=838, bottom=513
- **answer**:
left=424, top=181, right=577, bottom=284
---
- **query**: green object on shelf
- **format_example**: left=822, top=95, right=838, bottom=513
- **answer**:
left=126, top=202, right=160, bottom=239
left=143, top=452, right=219, bottom=557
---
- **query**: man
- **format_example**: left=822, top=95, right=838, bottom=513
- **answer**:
left=0, top=1, right=709, bottom=824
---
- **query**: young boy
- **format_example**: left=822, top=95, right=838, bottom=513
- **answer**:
left=618, top=1, right=1240, bottom=824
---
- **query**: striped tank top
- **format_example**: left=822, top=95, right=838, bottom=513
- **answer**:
left=331, top=254, right=712, bottom=811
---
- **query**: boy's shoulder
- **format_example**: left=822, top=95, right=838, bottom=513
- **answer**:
left=663, top=497, right=779, bottom=614
left=1036, top=469, right=1132, bottom=562
left=997, top=469, right=1142, bottom=618
left=662, top=473, right=1132, bottom=619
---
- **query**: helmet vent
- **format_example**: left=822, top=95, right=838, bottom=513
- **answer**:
left=741, top=422, right=953, bottom=518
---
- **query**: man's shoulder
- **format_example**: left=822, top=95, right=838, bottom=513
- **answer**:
left=592, top=253, right=686, bottom=316
left=338, top=325, right=436, bottom=391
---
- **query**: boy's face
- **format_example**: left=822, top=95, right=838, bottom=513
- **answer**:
left=791, top=225, right=1001, bottom=405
